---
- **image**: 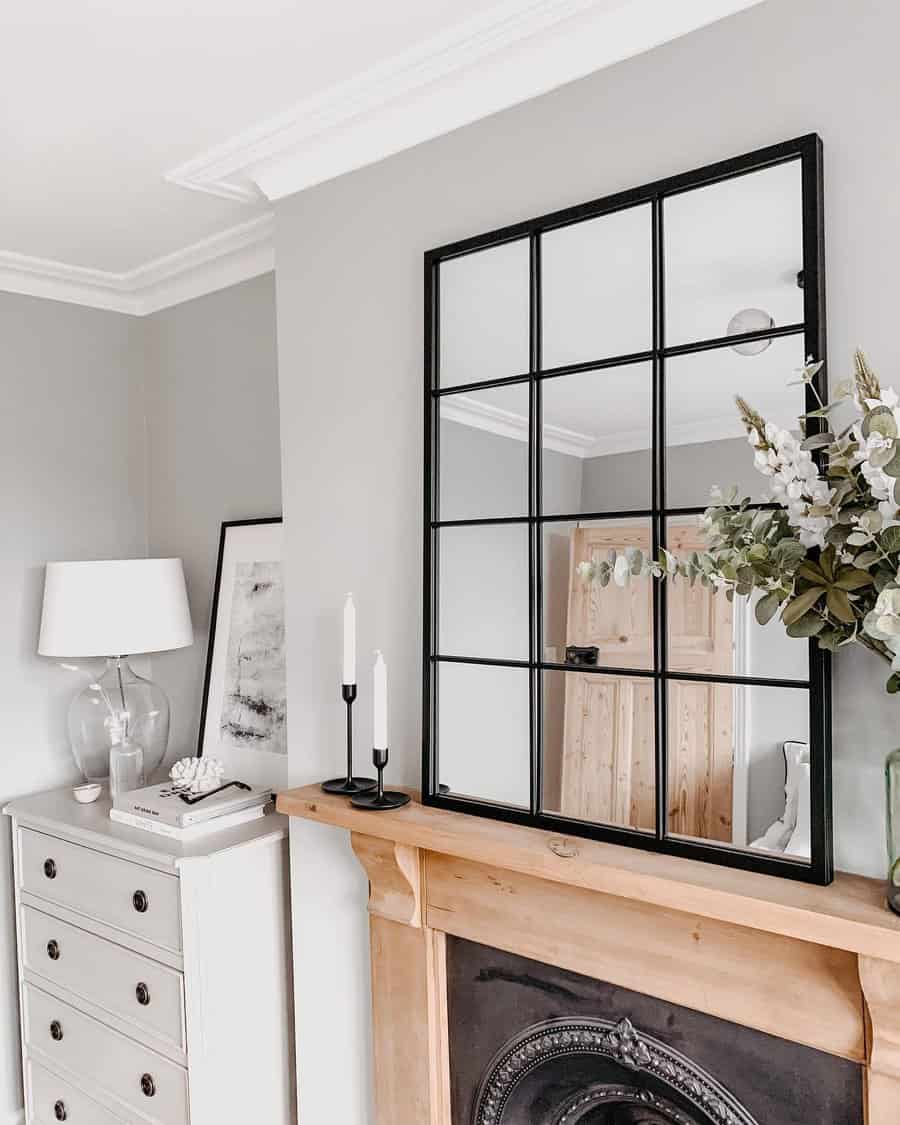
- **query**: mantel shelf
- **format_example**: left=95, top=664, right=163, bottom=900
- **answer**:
left=277, top=784, right=900, bottom=963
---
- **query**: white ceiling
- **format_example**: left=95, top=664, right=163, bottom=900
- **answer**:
left=0, top=0, right=764, bottom=314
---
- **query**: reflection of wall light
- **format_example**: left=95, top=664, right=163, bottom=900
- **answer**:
left=727, top=307, right=774, bottom=356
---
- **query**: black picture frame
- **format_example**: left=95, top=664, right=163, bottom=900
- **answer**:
left=422, top=135, right=832, bottom=884
left=197, top=516, right=284, bottom=759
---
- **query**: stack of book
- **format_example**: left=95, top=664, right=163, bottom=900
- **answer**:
left=110, top=781, right=274, bottom=842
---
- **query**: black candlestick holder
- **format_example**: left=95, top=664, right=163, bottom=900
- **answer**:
left=350, top=747, right=410, bottom=810
left=321, top=684, right=377, bottom=796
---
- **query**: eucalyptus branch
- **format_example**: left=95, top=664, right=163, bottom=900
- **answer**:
left=577, top=351, right=900, bottom=693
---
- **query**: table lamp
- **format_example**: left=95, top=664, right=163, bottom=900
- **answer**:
left=39, top=559, right=194, bottom=782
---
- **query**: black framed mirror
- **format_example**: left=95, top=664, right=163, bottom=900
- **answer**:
left=423, top=135, right=831, bottom=884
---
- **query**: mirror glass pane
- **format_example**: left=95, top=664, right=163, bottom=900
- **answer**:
left=437, top=661, right=530, bottom=808
left=542, top=205, right=652, bottom=368
left=664, top=160, right=804, bottom=347
left=541, top=363, right=652, bottom=515
left=665, top=517, right=809, bottom=680
left=666, top=680, right=810, bottom=860
left=439, top=384, right=529, bottom=521
left=438, top=524, right=529, bottom=660
left=542, top=518, right=653, bottom=670
left=542, top=668, right=655, bottom=830
left=665, top=333, right=806, bottom=510
left=439, top=239, right=530, bottom=388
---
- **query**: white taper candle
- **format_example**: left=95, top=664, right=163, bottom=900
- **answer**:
left=342, top=593, right=356, bottom=685
left=373, top=650, right=388, bottom=750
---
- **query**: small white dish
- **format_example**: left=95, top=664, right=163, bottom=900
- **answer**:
left=73, top=783, right=102, bottom=804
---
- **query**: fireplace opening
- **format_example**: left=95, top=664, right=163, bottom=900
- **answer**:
left=448, top=939, right=863, bottom=1125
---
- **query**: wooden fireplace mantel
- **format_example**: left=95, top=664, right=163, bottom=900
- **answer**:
left=277, top=785, right=900, bottom=1125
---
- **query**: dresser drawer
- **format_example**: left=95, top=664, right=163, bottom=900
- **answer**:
left=28, top=1057, right=124, bottom=1124
left=24, top=985, right=188, bottom=1125
left=22, top=906, right=185, bottom=1053
left=19, top=829, right=181, bottom=953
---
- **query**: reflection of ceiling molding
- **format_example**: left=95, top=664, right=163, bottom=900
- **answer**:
left=441, top=394, right=746, bottom=457
left=440, top=394, right=595, bottom=457
left=0, top=215, right=274, bottom=316
left=167, top=0, right=764, bottom=204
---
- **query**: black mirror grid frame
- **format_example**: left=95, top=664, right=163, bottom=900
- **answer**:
left=422, top=134, right=832, bottom=884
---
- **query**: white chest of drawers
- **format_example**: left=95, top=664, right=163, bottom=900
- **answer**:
left=5, top=789, right=296, bottom=1124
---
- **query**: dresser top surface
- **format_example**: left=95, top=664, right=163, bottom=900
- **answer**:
left=5, top=787, right=288, bottom=871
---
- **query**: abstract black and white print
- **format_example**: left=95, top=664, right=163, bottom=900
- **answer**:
left=219, top=560, right=287, bottom=756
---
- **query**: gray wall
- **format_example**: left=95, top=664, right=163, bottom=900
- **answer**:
left=143, top=274, right=282, bottom=769
left=0, top=291, right=148, bottom=1124
left=0, top=275, right=281, bottom=1121
left=273, top=2, right=900, bottom=1120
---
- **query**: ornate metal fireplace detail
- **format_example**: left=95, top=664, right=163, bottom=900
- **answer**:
left=474, top=1016, right=759, bottom=1125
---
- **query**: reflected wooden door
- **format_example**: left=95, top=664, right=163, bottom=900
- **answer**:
left=559, top=524, right=655, bottom=831
left=666, top=524, right=734, bottom=843
left=558, top=523, right=733, bottom=841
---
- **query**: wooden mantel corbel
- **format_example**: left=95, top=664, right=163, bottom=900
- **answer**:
left=859, top=955, right=900, bottom=1124
left=278, top=786, right=900, bottom=1125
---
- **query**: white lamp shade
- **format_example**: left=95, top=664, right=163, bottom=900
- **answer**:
left=39, top=559, right=194, bottom=657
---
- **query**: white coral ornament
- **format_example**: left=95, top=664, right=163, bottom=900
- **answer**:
left=169, top=756, right=226, bottom=793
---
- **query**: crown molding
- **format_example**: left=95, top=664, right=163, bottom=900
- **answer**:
left=166, top=0, right=763, bottom=204
left=130, top=213, right=275, bottom=314
left=1, top=0, right=759, bottom=314
left=442, top=393, right=745, bottom=457
left=0, top=214, right=274, bottom=316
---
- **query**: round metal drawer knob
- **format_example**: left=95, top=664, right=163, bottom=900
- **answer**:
left=132, top=889, right=149, bottom=913
left=49, top=1020, right=63, bottom=1042
left=140, top=1073, right=156, bottom=1098
left=43, top=858, right=57, bottom=879
left=54, top=1100, right=67, bottom=1121
left=135, top=981, right=151, bottom=1006
left=47, top=940, right=61, bottom=961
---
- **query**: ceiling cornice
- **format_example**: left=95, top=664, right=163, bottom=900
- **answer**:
left=1, top=0, right=759, bottom=314
left=167, top=0, right=763, bottom=204
left=0, top=214, right=274, bottom=317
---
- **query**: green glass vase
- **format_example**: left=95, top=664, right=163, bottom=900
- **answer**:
left=888, top=748, right=900, bottom=915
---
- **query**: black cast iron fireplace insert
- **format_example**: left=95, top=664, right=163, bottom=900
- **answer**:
left=474, top=1016, right=756, bottom=1125
left=448, top=939, right=863, bottom=1125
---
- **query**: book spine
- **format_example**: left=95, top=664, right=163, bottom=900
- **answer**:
left=109, top=809, right=183, bottom=838
left=179, top=795, right=269, bottom=827
left=110, top=804, right=270, bottom=840
left=116, top=801, right=185, bottom=827
left=180, top=805, right=271, bottom=838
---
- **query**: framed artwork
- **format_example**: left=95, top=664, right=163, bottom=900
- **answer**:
left=198, top=518, right=286, bottom=785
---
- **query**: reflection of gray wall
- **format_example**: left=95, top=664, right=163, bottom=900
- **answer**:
left=439, top=417, right=583, bottom=519
left=438, top=419, right=580, bottom=802
left=580, top=436, right=761, bottom=512
left=743, top=596, right=811, bottom=844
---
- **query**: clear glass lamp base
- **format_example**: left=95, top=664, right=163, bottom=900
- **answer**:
left=68, top=657, right=170, bottom=783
